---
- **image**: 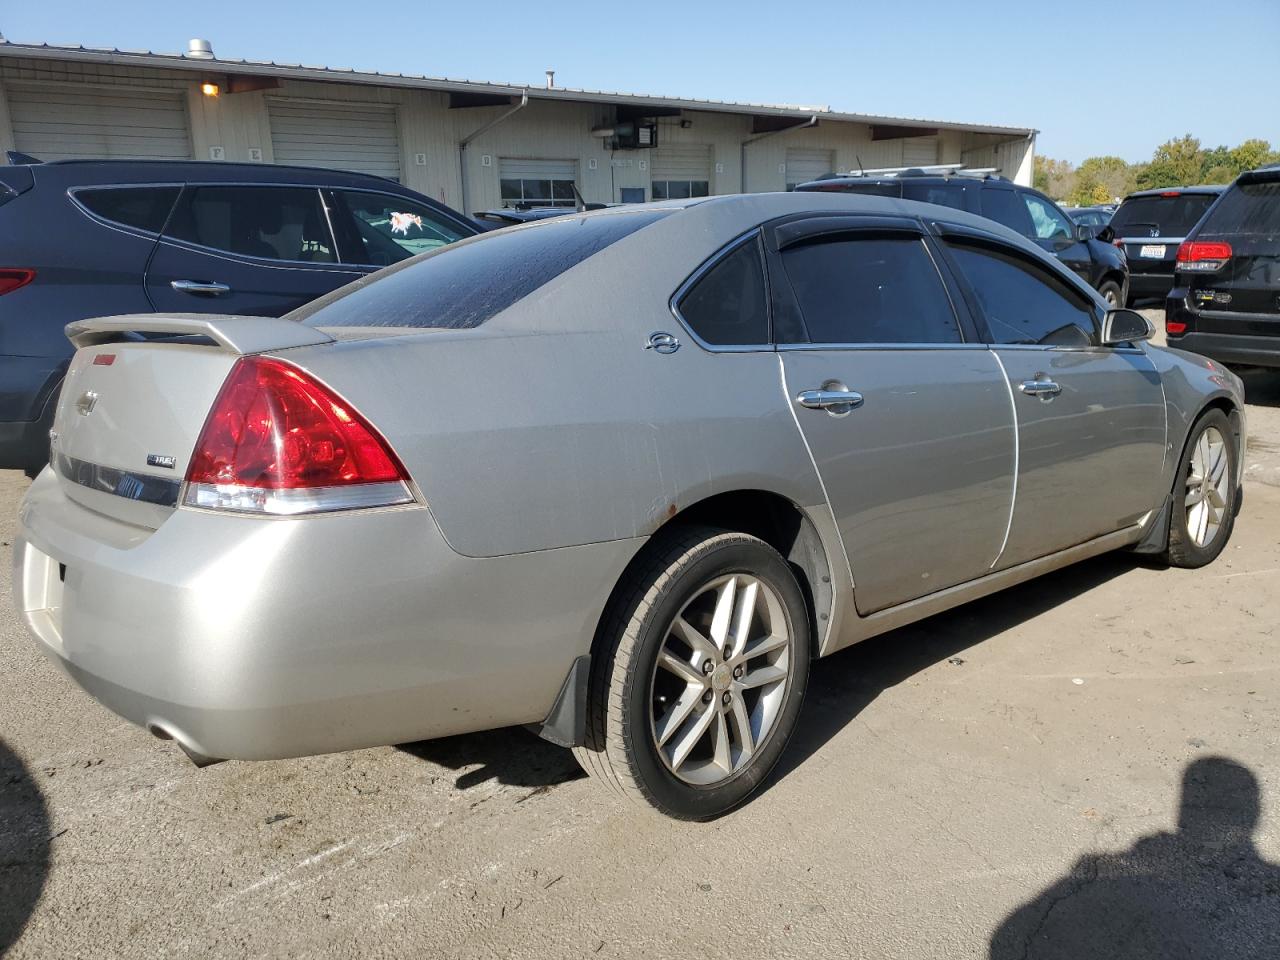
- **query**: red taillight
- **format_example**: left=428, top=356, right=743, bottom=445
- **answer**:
left=0, top=268, right=35, bottom=295
left=1160, top=190, right=1181, bottom=198
left=1166, top=320, right=1187, bottom=335
left=1176, top=240, right=1232, bottom=272
left=184, top=356, right=413, bottom=515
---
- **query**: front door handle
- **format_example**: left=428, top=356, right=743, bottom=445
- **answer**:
left=1019, top=377, right=1062, bottom=398
left=171, top=279, right=231, bottom=296
left=796, top=388, right=864, bottom=414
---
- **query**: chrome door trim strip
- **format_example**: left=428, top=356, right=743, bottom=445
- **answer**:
left=987, top=349, right=1019, bottom=570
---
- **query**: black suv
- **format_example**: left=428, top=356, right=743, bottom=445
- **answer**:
left=1109, top=186, right=1224, bottom=304
left=1166, top=166, right=1280, bottom=368
left=0, top=157, right=477, bottom=474
left=797, top=171, right=1129, bottom=305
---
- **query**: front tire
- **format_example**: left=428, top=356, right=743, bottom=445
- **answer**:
left=574, top=527, right=811, bottom=819
left=1098, top=279, right=1122, bottom=308
left=1166, top=408, right=1238, bottom=568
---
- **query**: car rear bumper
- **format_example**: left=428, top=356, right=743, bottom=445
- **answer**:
left=1127, top=271, right=1174, bottom=300
left=1165, top=332, right=1280, bottom=369
left=13, top=469, right=638, bottom=760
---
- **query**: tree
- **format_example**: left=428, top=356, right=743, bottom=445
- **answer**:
left=1230, top=138, right=1276, bottom=174
left=1033, top=156, right=1075, bottom=200
left=1136, top=135, right=1204, bottom=190
left=1075, top=155, right=1133, bottom=202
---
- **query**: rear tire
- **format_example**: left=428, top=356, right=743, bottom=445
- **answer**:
left=1098, top=279, right=1122, bottom=308
left=573, top=526, right=811, bottom=819
left=1166, top=408, right=1238, bottom=568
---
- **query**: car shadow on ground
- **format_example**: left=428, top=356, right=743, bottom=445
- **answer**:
left=397, top=727, right=586, bottom=792
left=768, top=550, right=1137, bottom=787
left=989, top=755, right=1280, bottom=958
left=0, top=737, right=50, bottom=957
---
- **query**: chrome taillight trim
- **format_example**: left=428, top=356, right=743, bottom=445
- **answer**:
left=181, top=480, right=415, bottom=516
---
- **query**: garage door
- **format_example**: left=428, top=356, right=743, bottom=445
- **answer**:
left=8, top=84, right=191, bottom=161
left=785, top=148, right=836, bottom=190
left=267, top=99, right=402, bottom=181
left=651, top=144, right=712, bottom=199
left=902, top=136, right=939, bottom=167
left=499, top=158, right=578, bottom=208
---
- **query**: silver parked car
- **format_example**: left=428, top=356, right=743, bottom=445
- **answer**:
left=13, top=193, right=1246, bottom=819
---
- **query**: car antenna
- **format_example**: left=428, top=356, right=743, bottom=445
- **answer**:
left=571, top=182, right=588, bottom=214
left=855, top=155, right=865, bottom=177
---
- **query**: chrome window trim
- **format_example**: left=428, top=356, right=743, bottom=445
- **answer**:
left=67, top=182, right=184, bottom=238
left=668, top=229, right=775, bottom=354
left=776, top=341, right=988, bottom=352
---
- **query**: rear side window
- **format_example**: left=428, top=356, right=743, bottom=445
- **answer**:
left=676, top=235, right=769, bottom=345
left=74, top=186, right=180, bottom=234
left=980, top=189, right=1034, bottom=236
left=295, top=210, right=668, bottom=329
left=780, top=235, right=961, bottom=344
left=165, top=186, right=336, bottom=263
left=902, top=181, right=969, bottom=211
left=947, top=241, right=1097, bottom=347
left=1111, top=194, right=1219, bottom=238
left=1197, top=181, right=1280, bottom=238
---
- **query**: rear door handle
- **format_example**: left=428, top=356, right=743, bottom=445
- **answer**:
left=1019, top=378, right=1061, bottom=398
left=796, top=388, right=864, bottom=414
left=171, top=279, right=231, bottom=296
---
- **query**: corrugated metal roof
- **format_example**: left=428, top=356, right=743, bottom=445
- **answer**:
left=0, top=40, right=1036, bottom=138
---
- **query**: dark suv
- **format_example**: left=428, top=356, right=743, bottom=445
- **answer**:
left=1166, top=166, right=1280, bottom=368
left=1109, top=186, right=1224, bottom=304
left=0, top=157, right=477, bottom=474
left=797, top=171, right=1129, bottom=305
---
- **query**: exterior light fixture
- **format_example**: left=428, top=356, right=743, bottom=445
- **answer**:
left=201, top=82, right=220, bottom=97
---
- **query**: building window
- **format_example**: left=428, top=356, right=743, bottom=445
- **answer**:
left=500, top=178, right=577, bottom=209
left=652, top=180, right=709, bottom=201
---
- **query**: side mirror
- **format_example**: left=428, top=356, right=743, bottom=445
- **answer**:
left=1097, top=224, right=1115, bottom=244
left=1101, top=308, right=1154, bottom=345
left=1075, top=223, right=1094, bottom=242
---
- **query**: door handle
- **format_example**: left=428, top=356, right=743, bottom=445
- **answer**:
left=1019, top=378, right=1062, bottom=398
left=796, top=388, right=864, bottom=413
left=171, top=279, right=231, bottom=296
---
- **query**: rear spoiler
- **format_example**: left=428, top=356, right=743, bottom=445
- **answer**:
left=66, top=314, right=335, bottom=354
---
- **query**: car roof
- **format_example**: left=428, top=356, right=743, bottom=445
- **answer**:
left=1122, top=185, right=1227, bottom=200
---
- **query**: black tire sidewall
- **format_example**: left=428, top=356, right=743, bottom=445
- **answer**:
left=1170, top=409, right=1237, bottom=565
left=1098, top=279, right=1121, bottom=307
left=619, top=537, right=811, bottom=820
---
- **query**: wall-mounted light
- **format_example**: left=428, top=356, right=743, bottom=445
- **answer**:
left=200, top=82, right=220, bottom=97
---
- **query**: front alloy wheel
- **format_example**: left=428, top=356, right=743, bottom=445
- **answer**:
left=1166, top=408, right=1238, bottom=568
left=574, top=527, right=811, bottom=819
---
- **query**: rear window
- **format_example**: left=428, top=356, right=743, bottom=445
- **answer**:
left=1110, top=194, right=1218, bottom=239
left=74, top=186, right=180, bottom=233
left=295, top=210, right=668, bottom=329
left=1197, top=181, right=1280, bottom=238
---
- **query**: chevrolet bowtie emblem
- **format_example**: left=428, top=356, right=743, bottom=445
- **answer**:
left=76, top=391, right=99, bottom=416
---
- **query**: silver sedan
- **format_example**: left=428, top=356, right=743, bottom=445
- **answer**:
left=13, top=192, right=1246, bottom=819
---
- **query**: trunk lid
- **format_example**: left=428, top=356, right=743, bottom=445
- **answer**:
left=1187, top=175, right=1280, bottom=330
left=51, top=314, right=333, bottom=528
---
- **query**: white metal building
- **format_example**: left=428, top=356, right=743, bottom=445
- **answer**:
left=0, top=40, right=1036, bottom=214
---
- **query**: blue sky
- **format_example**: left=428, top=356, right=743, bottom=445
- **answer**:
left=4, top=0, right=1277, bottom=164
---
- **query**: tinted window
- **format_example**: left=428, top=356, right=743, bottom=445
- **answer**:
left=75, top=186, right=180, bottom=233
left=947, top=242, right=1097, bottom=347
left=903, top=181, right=969, bottom=211
left=780, top=235, right=961, bottom=344
left=1111, top=194, right=1219, bottom=238
left=1197, top=181, right=1280, bottom=238
left=980, top=189, right=1034, bottom=236
left=333, top=191, right=468, bottom=266
left=1022, top=194, right=1074, bottom=241
left=165, top=186, right=335, bottom=262
left=677, top=236, right=768, bottom=345
left=294, top=210, right=667, bottom=329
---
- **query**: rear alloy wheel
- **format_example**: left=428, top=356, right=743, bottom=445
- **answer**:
left=1098, top=279, right=1122, bottom=308
left=1166, top=409, right=1238, bottom=568
left=574, top=527, right=810, bottom=819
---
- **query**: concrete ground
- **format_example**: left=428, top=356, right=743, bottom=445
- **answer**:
left=3, top=320, right=1279, bottom=959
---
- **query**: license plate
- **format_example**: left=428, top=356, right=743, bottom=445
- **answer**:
left=1139, top=244, right=1166, bottom=259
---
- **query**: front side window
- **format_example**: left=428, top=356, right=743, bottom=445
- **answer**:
left=333, top=191, right=468, bottom=266
left=164, top=186, right=335, bottom=263
left=652, top=180, right=710, bottom=201
left=1022, top=193, right=1075, bottom=242
left=676, top=236, right=768, bottom=345
left=780, top=235, right=961, bottom=344
left=500, top=177, right=577, bottom=209
left=74, top=186, right=181, bottom=234
left=947, top=241, right=1098, bottom=347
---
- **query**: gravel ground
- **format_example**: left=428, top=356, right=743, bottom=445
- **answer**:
left=3, top=325, right=1279, bottom=959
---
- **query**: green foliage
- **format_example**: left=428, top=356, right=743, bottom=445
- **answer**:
left=1136, top=135, right=1204, bottom=190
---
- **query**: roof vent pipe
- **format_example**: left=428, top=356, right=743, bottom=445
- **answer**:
left=545, top=70, right=555, bottom=89
left=187, top=38, right=215, bottom=60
